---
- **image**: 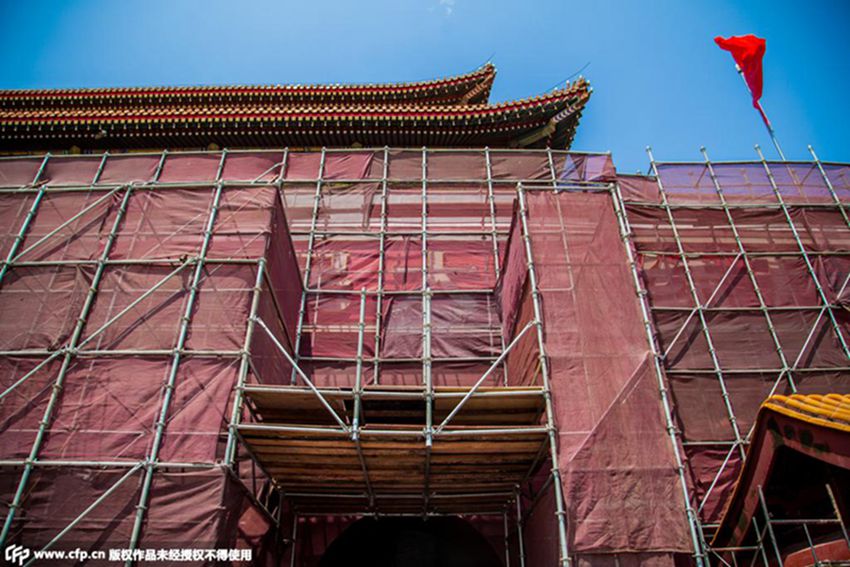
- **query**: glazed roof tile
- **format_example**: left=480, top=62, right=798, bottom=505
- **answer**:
left=0, top=72, right=590, bottom=151
left=763, top=393, right=850, bottom=432
left=0, top=64, right=497, bottom=108
left=0, top=81, right=587, bottom=124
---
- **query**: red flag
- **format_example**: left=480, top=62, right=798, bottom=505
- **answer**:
left=714, top=34, right=769, bottom=125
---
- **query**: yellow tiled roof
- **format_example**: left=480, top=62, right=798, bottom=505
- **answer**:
left=763, top=393, right=850, bottom=433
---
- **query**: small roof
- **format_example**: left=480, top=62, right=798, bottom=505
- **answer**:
left=712, top=394, right=850, bottom=550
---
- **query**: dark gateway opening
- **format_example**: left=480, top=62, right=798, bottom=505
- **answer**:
left=319, top=517, right=503, bottom=567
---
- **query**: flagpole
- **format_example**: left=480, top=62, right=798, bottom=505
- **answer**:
left=734, top=63, right=787, bottom=161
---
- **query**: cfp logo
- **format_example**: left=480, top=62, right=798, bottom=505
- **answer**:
left=4, top=544, right=30, bottom=566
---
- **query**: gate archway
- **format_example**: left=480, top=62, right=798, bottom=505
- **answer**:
left=318, top=516, right=503, bottom=567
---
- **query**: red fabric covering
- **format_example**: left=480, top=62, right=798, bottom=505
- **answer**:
left=0, top=467, right=280, bottom=565
left=0, top=155, right=300, bottom=561
left=0, top=158, right=43, bottom=187
left=499, top=191, right=692, bottom=563
left=4, top=150, right=847, bottom=564
left=98, top=154, right=160, bottom=184
left=41, top=156, right=103, bottom=185
left=625, top=163, right=850, bottom=530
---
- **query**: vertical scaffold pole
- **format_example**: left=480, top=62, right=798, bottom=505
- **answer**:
left=291, top=148, right=327, bottom=384
left=352, top=288, right=375, bottom=509
left=756, top=486, right=784, bottom=566
left=0, top=184, right=135, bottom=548
left=701, top=147, right=795, bottom=394
left=421, top=147, right=434, bottom=517
left=225, top=147, right=288, bottom=467
left=92, top=152, right=109, bottom=184
left=0, top=194, right=45, bottom=286
left=515, top=183, right=571, bottom=567
left=503, top=510, right=512, bottom=567
left=289, top=514, right=299, bottom=567
left=648, top=147, right=747, bottom=460
left=809, top=146, right=850, bottom=229
left=485, top=148, right=502, bottom=279
left=515, top=489, right=527, bottom=567
left=224, top=256, right=267, bottom=466
left=126, top=155, right=227, bottom=563
left=750, top=514, right=772, bottom=567
left=756, top=145, right=850, bottom=360
left=485, top=147, right=510, bottom=386
left=153, top=150, right=168, bottom=182
left=32, top=153, right=52, bottom=187
left=826, top=483, right=850, bottom=549
left=372, top=147, right=390, bottom=385
left=0, top=153, right=51, bottom=287
left=609, top=178, right=707, bottom=567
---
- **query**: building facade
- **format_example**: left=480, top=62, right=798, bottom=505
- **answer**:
left=0, top=68, right=847, bottom=567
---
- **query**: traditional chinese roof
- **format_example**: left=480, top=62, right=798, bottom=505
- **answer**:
left=712, top=394, right=850, bottom=551
left=0, top=64, right=497, bottom=109
left=0, top=67, right=591, bottom=151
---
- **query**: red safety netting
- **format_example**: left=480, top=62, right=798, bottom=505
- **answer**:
left=622, top=162, right=850, bottom=529
left=0, top=466, right=279, bottom=565
left=0, top=152, right=306, bottom=558
left=278, top=150, right=613, bottom=390
left=499, top=190, right=692, bottom=565
left=2, top=148, right=709, bottom=565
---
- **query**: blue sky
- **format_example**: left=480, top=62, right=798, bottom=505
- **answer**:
left=1, top=0, right=848, bottom=172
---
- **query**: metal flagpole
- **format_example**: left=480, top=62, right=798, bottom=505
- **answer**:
left=733, top=63, right=787, bottom=161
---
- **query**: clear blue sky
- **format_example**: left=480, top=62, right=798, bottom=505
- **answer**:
left=1, top=0, right=848, bottom=172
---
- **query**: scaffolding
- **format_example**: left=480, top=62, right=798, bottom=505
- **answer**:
left=0, top=147, right=615, bottom=566
left=616, top=146, right=850, bottom=565
left=0, top=146, right=848, bottom=566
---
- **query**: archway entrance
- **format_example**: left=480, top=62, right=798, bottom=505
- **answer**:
left=319, top=516, right=503, bottom=567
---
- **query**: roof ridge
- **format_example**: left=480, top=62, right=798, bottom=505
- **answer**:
left=0, top=79, right=588, bottom=119
left=0, top=63, right=498, bottom=99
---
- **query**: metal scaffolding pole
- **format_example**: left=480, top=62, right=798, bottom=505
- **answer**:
left=485, top=147, right=510, bottom=386
left=0, top=186, right=45, bottom=286
left=743, top=482, right=850, bottom=567
left=225, top=149, right=290, bottom=467
left=125, top=152, right=228, bottom=563
left=0, top=257, right=195, bottom=403
left=22, top=462, right=144, bottom=567
left=701, top=147, right=796, bottom=396
left=9, top=185, right=124, bottom=265
left=515, top=183, right=571, bottom=567
left=0, top=184, right=134, bottom=547
left=224, top=256, right=267, bottom=466
left=435, top=321, right=535, bottom=433
left=254, top=318, right=350, bottom=432
left=289, top=514, right=299, bottom=567
left=352, top=289, right=376, bottom=509
left=756, top=145, right=850, bottom=360
left=756, top=485, right=784, bottom=566
left=0, top=152, right=52, bottom=287
left=609, top=178, right=707, bottom=566
left=291, top=148, right=327, bottom=384
left=648, top=147, right=747, bottom=460
left=806, top=147, right=850, bottom=354
left=515, top=490, right=527, bottom=567
left=503, top=510, right=512, bottom=567
left=421, top=147, right=434, bottom=517
left=373, top=147, right=390, bottom=385
left=485, top=147, right=502, bottom=279
left=809, top=146, right=850, bottom=229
